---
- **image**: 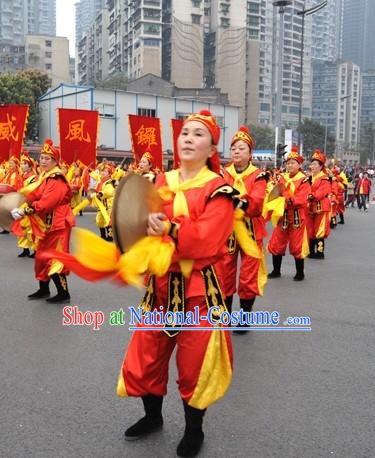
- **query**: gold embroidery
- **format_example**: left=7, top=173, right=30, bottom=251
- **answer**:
left=140, top=275, right=155, bottom=313
left=227, top=232, right=236, bottom=254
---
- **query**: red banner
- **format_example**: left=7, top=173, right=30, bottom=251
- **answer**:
left=128, top=114, right=163, bottom=170
left=0, top=104, right=29, bottom=163
left=171, top=119, right=184, bottom=169
left=58, top=108, right=99, bottom=166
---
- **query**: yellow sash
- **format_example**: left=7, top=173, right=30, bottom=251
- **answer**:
left=158, top=166, right=219, bottom=276
left=226, top=162, right=258, bottom=196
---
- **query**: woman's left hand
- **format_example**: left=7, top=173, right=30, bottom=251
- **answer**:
left=147, top=212, right=168, bottom=236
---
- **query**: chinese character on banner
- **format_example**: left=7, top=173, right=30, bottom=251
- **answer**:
left=58, top=108, right=99, bottom=166
left=65, top=119, right=91, bottom=143
left=128, top=114, right=163, bottom=170
left=0, top=104, right=29, bottom=163
left=171, top=119, right=184, bottom=169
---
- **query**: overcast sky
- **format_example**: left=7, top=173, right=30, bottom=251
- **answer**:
left=56, top=0, right=76, bottom=56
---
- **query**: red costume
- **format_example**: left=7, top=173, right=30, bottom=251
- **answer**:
left=268, top=171, right=310, bottom=259
left=306, top=150, right=331, bottom=258
left=119, top=170, right=234, bottom=408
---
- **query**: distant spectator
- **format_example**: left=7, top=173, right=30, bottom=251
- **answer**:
left=358, top=172, right=371, bottom=212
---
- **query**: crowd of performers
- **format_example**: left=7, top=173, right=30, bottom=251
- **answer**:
left=0, top=111, right=361, bottom=457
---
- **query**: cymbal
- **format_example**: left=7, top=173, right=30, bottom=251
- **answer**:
left=0, top=192, right=26, bottom=230
left=268, top=183, right=283, bottom=202
left=112, top=173, right=162, bottom=253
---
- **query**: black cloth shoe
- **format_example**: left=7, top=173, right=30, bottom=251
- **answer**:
left=268, top=255, right=282, bottom=278
left=177, top=429, right=204, bottom=457
left=124, top=415, right=163, bottom=441
left=28, top=281, right=50, bottom=300
left=18, top=249, right=30, bottom=258
left=293, top=258, right=305, bottom=281
left=315, top=239, right=325, bottom=259
left=0, top=229, right=9, bottom=234
left=46, top=274, right=70, bottom=303
left=124, top=395, right=163, bottom=441
left=46, top=291, right=71, bottom=303
left=338, top=213, right=345, bottom=224
left=308, top=239, right=317, bottom=258
left=233, top=298, right=255, bottom=334
left=28, top=251, right=36, bottom=258
left=177, top=401, right=205, bottom=457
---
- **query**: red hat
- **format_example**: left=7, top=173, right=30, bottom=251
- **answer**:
left=40, top=138, right=60, bottom=163
left=311, top=149, right=326, bottom=165
left=183, top=110, right=221, bottom=174
left=231, top=125, right=255, bottom=151
left=9, top=155, right=20, bottom=166
left=20, top=152, right=34, bottom=169
left=141, top=151, right=153, bottom=165
left=184, top=110, right=221, bottom=145
left=286, top=145, right=304, bottom=164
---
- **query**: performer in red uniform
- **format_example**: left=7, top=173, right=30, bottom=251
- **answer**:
left=219, top=126, right=268, bottom=330
left=15, top=153, right=37, bottom=257
left=306, top=149, right=331, bottom=259
left=119, top=111, right=235, bottom=457
left=11, top=139, right=75, bottom=302
left=267, top=148, right=310, bottom=281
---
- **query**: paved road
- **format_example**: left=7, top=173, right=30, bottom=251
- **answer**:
left=1, top=205, right=374, bottom=458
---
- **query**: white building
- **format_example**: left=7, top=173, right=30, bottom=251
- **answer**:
left=38, top=83, right=240, bottom=157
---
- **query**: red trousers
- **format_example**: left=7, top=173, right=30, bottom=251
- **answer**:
left=220, top=240, right=266, bottom=299
left=306, top=211, right=330, bottom=240
left=118, top=297, right=233, bottom=410
left=35, top=228, right=71, bottom=281
left=268, top=218, right=308, bottom=259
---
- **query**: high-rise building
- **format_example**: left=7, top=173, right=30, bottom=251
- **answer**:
left=75, top=0, right=105, bottom=43
left=0, top=0, right=25, bottom=46
left=312, top=60, right=361, bottom=157
left=360, top=70, right=375, bottom=151
left=25, top=35, right=70, bottom=86
left=340, top=0, right=375, bottom=72
left=311, top=0, right=341, bottom=63
left=77, top=8, right=109, bottom=85
left=26, top=0, right=56, bottom=37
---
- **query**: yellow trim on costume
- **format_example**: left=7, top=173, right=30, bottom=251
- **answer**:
left=48, top=239, right=65, bottom=276
left=188, top=330, right=232, bottom=410
left=301, top=227, right=310, bottom=259
left=262, top=196, right=286, bottom=227
left=19, top=167, right=65, bottom=196
left=311, top=170, right=326, bottom=184
left=257, top=247, right=268, bottom=296
left=159, top=166, right=218, bottom=277
left=116, top=371, right=128, bottom=397
left=233, top=209, right=262, bottom=259
left=225, top=162, right=258, bottom=196
left=316, top=214, right=327, bottom=239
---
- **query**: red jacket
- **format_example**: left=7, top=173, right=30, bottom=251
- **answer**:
left=223, top=163, right=267, bottom=241
left=27, top=175, right=75, bottom=232
left=154, top=173, right=234, bottom=299
left=309, top=172, right=332, bottom=213
left=358, top=178, right=371, bottom=195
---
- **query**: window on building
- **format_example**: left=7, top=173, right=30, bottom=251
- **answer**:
left=45, top=51, right=52, bottom=58
left=192, top=14, right=201, bottom=25
left=94, top=103, right=115, bottom=118
left=45, top=40, right=52, bottom=47
left=143, top=39, right=160, bottom=47
left=192, top=0, right=201, bottom=6
left=221, top=17, right=230, bottom=28
left=45, top=63, right=52, bottom=70
left=138, top=108, right=156, bottom=117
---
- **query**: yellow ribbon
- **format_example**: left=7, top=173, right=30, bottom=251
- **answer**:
left=19, top=167, right=65, bottom=196
left=226, top=162, right=258, bottom=196
left=158, top=166, right=219, bottom=277
left=233, top=209, right=262, bottom=259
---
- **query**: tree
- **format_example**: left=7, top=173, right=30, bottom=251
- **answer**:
left=248, top=124, right=275, bottom=150
left=94, top=73, right=129, bottom=91
left=0, top=69, right=51, bottom=140
left=297, top=118, right=336, bottom=157
left=359, top=124, right=375, bottom=165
